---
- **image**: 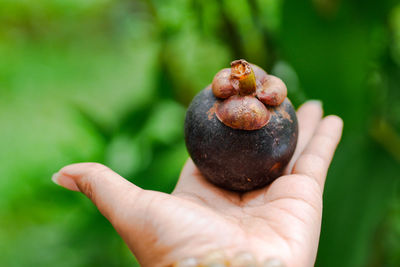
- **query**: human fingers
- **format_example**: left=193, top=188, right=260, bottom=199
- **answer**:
left=285, top=100, right=323, bottom=174
left=292, top=115, right=344, bottom=190
left=52, top=162, right=144, bottom=228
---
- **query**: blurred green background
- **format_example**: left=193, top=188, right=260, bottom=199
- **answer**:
left=0, top=0, right=400, bottom=266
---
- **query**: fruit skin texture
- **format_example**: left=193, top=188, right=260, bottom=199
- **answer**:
left=184, top=86, right=298, bottom=192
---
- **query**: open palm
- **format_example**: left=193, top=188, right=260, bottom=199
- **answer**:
left=53, top=101, right=343, bottom=267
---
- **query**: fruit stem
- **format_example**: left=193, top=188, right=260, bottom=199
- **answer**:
left=230, top=59, right=256, bottom=95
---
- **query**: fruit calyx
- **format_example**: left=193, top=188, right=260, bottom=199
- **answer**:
left=211, top=59, right=287, bottom=130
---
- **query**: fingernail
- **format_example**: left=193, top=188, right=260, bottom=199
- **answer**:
left=262, top=258, right=285, bottom=267
left=231, top=251, right=257, bottom=267
left=51, top=172, right=61, bottom=185
left=51, top=172, right=80, bottom=191
left=173, top=257, right=199, bottom=267
left=307, top=99, right=322, bottom=107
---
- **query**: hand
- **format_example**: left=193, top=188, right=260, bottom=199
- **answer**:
left=52, top=101, right=343, bottom=267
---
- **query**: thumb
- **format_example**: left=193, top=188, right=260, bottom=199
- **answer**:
left=52, top=162, right=143, bottom=227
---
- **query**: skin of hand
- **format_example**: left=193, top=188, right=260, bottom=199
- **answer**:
left=52, top=101, right=343, bottom=267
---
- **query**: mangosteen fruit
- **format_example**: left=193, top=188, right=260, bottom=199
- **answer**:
left=184, top=59, right=298, bottom=192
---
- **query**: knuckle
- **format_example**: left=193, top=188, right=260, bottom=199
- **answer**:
left=76, top=163, right=110, bottom=203
left=300, top=153, right=326, bottom=167
left=83, top=162, right=108, bottom=171
left=293, top=154, right=326, bottom=179
left=296, top=174, right=323, bottom=197
left=78, top=181, right=95, bottom=202
left=84, top=163, right=110, bottom=179
left=317, top=133, right=337, bottom=146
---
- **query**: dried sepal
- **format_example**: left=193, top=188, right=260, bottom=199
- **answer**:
left=212, top=60, right=286, bottom=130
left=256, top=75, right=287, bottom=106
left=212, top=68, right=237, bottom=99
left=216, top=95, right=270, bottom=130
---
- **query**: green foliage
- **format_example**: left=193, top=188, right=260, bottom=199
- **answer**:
left=0, top=0, right=399, bottom=266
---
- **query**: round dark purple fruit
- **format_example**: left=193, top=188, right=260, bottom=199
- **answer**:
left=184, top=59, right=298, bottom=192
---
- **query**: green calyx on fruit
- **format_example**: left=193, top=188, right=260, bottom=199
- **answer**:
left=211, top=59, right=287, bottom=130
